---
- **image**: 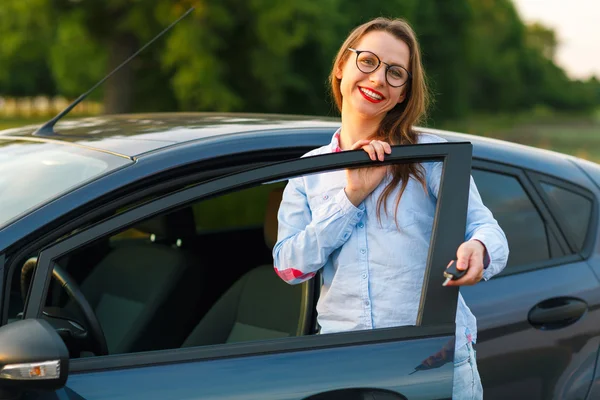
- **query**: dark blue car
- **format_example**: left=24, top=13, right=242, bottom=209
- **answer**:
left=0, top=113, right=598, bottom=399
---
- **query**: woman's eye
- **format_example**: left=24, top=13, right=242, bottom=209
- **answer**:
left=389, top=68, right=404, bottom=79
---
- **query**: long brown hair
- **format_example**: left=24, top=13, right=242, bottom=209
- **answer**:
left=329, top=17, right=430, bottom=224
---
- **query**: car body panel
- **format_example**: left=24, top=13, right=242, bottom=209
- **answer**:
left=48, top=336, right=454, bottom=400
left=461, top=260, right=600, bottom=399
left=20, top=141, right=474, bottom=400
left=0, top=114, right=342, bottom=155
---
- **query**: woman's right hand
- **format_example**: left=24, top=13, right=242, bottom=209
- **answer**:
left=345, top=139, right=392, bottom=206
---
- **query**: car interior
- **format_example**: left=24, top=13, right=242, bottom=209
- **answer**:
left=8, top=181, right=317, bottom=358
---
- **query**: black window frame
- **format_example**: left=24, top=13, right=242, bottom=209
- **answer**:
left=527, top=171, right=597, bottom=259
left=472, top=160, right=583, bottom=277
left=21, top=142, right=472, bottom=373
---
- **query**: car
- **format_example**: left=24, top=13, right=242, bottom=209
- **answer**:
left=0, top=112, right=598, bottom=400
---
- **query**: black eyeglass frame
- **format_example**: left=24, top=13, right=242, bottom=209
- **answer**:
left=348, top=48, right=412, bottom=88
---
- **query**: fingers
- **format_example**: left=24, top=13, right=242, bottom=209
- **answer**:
left=455, top=242, right=470, bottom=272
left=370, top=140, right=391, bottom=161
left=445, top=242, right=484, bottom=286
left=445, top=255, right=484, bottom=286
left=352, top=140, right=392, bottom=161
left=450, top=262, right=483, bottom=286
left=350, top=139, right=372, bottom=151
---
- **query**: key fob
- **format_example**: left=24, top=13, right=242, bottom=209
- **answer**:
left=442, top=260, right=467, bottom=285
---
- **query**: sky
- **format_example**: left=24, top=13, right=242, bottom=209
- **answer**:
left=512, top=0, right=599, bottom=80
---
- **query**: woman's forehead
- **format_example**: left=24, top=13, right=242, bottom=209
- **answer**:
left=354, top=31, right=410, bottom=66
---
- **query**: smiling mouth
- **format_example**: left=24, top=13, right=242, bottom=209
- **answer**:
left=359, top=87, right=384, bottom=103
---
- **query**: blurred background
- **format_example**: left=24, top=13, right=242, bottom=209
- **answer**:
left=0, top=0, right=599, bottom=159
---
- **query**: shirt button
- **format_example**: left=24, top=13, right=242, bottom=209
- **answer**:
left=362, top=273, right=367, bottom=279
left=357, top=212, right=363, bottom=218
left=360, top=249, right=366, bottom=254
left=323, top=195, right=329, bottom=200
left=365, top=301, right=370, bottom=306
left=358, top=223, right=364, bottom=228
left=343, top=233, right=349, bottom=239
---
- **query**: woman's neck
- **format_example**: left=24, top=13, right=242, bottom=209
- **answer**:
left=338, top=110, right=382, bottom=150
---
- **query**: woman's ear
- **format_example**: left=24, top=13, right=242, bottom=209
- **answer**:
left=397, top=93, right=406, bottom=104
left=334, top=58, right=346, bottom=80
left=335, top=65, right=343, bottom=80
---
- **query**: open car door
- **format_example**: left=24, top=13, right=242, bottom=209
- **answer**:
left=3, top=141, right=472, bottom=400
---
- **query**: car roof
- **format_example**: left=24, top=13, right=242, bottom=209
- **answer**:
left=0, top=112, right=583, bottom=175
left=0, top=113, right=342, bottom=157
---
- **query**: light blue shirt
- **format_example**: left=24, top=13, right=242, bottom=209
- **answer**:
left=273, top=131, right=509, bottom=350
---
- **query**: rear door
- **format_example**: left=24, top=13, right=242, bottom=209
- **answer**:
left=24, top=142, right=472, bottom=400
left=462, top=161, right=600, bottom=400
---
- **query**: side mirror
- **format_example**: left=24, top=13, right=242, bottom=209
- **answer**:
left=0, top=319, right=68, bottom=398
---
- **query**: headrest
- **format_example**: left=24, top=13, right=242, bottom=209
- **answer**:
left=263, top=187, right=284, bottom=250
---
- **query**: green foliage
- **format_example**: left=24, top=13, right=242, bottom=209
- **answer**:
left=0, top=0, right=55, bottom=95
left=0, top=0, right=598, bottom=119
left=49, top=10, right=107, bottom=99
left=413, top=0, right=472, bottom=121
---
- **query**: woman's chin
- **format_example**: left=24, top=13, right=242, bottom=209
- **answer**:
left=352, top=103, right=388, bottom=120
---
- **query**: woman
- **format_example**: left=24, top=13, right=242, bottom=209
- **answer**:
left=273, top=17, right=509, bottom=399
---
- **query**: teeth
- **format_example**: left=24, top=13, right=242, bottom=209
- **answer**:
left=360, top=88, right=383, bottom=100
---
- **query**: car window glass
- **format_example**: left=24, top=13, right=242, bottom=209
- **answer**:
left=540, top=182, right=592, bottom=251
left=472, top=169, right=550, bottom=268
left=17, top=180, right=297, bottom=357
left=0, top=140, right=131, bottom=228
left=12, top=160, right=456, bottom=359
left=192, top=182, right=286, bottom=232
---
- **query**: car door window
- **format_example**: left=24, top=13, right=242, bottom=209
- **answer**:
left=472, top=169, right=553, bottom=268
left=16, top=142, right=470, bottom=385
left=539, top=182, right=593, bottom=251
left=13, top=181, right=298, bottom=356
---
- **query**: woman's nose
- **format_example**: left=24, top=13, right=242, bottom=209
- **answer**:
left=369, top=66, right=386, bottom=87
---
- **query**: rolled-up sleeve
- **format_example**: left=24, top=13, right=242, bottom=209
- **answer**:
left=273, top=177, right=364, bottom=285
left=428, top=162, right=509, bottom=280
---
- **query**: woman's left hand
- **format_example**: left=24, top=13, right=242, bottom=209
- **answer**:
left=444, top=240, right=486, bottom=286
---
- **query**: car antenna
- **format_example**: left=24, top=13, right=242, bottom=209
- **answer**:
left=33, top=7, right=194, bottom=137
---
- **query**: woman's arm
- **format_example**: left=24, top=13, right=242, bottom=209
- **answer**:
left=273, top=176, right=364, bottom=284
left=428, top=162, right=509, bottom=281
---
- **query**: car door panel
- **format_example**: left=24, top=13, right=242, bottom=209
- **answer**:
left=462, top=260, right=600, bottom=400
left=19, top=142, right=472, bottom=400
left=49, top=336, right=454, bottom=400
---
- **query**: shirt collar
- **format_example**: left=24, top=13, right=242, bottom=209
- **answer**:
left=331, top=128, right=342, bottom=153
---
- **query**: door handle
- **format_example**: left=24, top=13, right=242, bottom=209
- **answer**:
left=528, top=297, right=587, bottom=330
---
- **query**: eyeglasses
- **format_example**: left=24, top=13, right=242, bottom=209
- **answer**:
left=348, top=48, right=412, bottom=88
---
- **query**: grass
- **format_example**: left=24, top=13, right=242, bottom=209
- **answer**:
left=437, top=110, right=600, bottom=162
left=0, top=117, right=47, bottom=131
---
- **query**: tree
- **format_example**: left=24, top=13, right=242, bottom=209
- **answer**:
left=526, top=22, right=558, bottom=61
left=412, top=0, right=473, bottom=122
left=0, top=0, right=56, bottom=96
left=466, top=0, right=530, bottom=112
left=1, top=0, right=596, bottom=118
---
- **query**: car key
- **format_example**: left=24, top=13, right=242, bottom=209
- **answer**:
left=442, top=260, right=467, bottom=286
